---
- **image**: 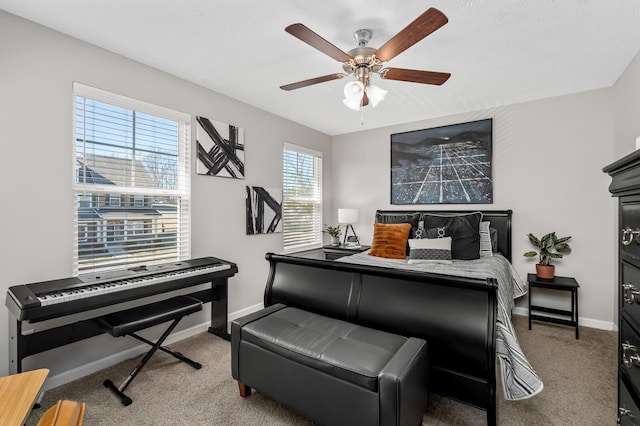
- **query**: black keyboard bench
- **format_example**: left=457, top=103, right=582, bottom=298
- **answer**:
left=97, top=295, right=203, bottom=406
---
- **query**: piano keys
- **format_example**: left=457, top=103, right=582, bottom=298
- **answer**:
left=5, top=256, right=237, bottom=374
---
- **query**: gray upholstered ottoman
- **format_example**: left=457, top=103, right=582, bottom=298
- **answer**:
left=231, top=304, right=429, bottom=426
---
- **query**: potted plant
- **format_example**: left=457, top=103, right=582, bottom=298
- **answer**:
left=322, top=224, right=342, bottom=246
left=524, top=232, right=572, bottom=279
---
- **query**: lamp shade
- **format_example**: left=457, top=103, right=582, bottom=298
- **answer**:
left=343, top=80, right=364, bottom=111
left=343, top=81, right=364, bottom=100
left=365, top=85, right=388, bottom=107
left=342, top=98, right=362, bottom=111
left=338, top=208, right=359, bottom=224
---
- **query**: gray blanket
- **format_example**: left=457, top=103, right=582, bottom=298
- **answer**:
left=337, top=251, right=543, bottom=400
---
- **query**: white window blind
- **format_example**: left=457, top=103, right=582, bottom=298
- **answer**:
left=282, top=143, right=323, bottom=252
left=73, top=83, right=191, bottom=274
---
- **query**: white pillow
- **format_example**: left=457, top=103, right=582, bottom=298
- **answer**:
left=480, top=221, right=493, bottom=257
left=408, top=237, right=453, bottom=264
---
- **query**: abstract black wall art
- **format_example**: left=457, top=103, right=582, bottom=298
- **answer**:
left=246, top=186, right=282, bottom=235
left=196, top=116, right=245, bottom=178
left=390, top=118, right=493, bottom=205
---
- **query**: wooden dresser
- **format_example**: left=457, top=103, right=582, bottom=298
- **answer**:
left=604, top=149, right=640, bottom=424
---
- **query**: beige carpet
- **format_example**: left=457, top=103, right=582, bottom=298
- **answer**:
left=25, top=315, right=616, bottom=425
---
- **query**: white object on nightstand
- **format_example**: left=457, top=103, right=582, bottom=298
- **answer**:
left=338, top=208, right=360, bottom=247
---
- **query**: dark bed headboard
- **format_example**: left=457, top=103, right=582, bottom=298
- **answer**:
left=375, top=209, right=512, bottom=261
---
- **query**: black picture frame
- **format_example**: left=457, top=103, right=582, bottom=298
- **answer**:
left=390, top=118, right=493, bottom=205
left=245, top=186, right=282, bottom=235
left=196, top=116, right=245, bottom=179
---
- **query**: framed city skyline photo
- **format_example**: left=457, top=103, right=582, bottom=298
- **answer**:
left=390, top=118, right=493, bottom=205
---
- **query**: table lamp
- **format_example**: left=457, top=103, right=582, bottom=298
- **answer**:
left=338, top=208, right=360, bottom=247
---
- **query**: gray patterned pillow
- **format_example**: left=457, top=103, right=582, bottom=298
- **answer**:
left=408, top=237, right=453, bottom=264
left=480, top=221, right=493, bottom=257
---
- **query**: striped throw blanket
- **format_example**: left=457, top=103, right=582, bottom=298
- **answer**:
left=337, top=251, right=543, bottom=400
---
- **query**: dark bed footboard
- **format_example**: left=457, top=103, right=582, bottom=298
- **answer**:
left=263, top=252, right=498, bottom=425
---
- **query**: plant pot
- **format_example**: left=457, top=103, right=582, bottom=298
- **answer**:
left=535, top=264, right=555, bottom=280
left=330, top=236, right=340, bottom=246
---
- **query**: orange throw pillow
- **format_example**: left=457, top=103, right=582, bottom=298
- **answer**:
left=369, top=222, right=412, bottom=259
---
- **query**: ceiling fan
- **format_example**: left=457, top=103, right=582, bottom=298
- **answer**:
left=280, top=7, right=451, bottom=110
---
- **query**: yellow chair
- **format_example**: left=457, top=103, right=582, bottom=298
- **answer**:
left=37, top=400, right=85, bottom=426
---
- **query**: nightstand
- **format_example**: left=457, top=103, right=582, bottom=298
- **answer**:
left=322, top=245, right=370, bottom=260
left=527, top=273, right=579, bottom=339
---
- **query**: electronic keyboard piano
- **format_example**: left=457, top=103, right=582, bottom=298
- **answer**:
left=5, top=256, right=238, bottom=374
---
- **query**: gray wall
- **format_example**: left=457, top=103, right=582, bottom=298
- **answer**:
left=613, top=51, right=640, bottom=158
left=331, top=89, right=618, bottom=329
left=0, top=10, right=331, bottom=383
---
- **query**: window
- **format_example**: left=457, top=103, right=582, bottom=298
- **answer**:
left=78, top=195, right=92, bottom=208
left=282, top=143, right=323, bottom=252
left=73, top=83, right=191, bottom=274
left=109, top=195, right=121, bottom=207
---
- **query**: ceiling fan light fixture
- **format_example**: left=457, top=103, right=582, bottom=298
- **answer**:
left=342, top=98, right=362, bottom=111
left=343, top=80, right=365, bottom=110
left=365, top=85, right=387, bottom=107
left=343, top=80, right=364, bottom=101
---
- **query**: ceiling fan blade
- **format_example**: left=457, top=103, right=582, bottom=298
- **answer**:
left=380, top=68, right=450, bottom=85
left=285, top=23, right=352, bottom=62
left=375, top=8, right=448, bottom=62
left=280, top=73, right=346, bottom=91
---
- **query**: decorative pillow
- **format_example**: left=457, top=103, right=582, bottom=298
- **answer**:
left=425, top=227, right=449, bottom=239
left=490, top=227, right=499, bottom=252
left=408, top=237, right=453, bottom=264
left=422, top=212, right=483, bottom=260
left=480, top=221, right=493, bottom=257
left=375, top=212, right=421, bottom=253
left=369, top=223, right=412, bottom=259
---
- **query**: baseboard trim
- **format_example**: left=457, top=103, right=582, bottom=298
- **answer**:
left=229, top=302, right=264, bottom=322
left=43, top=303, right=265, bottom=391
left=46, top=303, right=613, bottom=391
left=42, top=323, right=208, bottom=392
left=512, top=307, right=616, bottom=331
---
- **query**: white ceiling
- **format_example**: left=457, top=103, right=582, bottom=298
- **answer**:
left=2, top=0, right=640, bottom=136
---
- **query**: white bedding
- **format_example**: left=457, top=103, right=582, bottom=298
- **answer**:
left=337, top=250, right=543, bottom=401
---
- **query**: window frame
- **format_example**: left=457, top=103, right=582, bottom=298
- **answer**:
left=72, top=83, right=191, bottom=275
left=282, top=142, right=323, bottom=253
left=133, top=195, right=145, bottom=208
left=109, top=195, right=122, bottom=207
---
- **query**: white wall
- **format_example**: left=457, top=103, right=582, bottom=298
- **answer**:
left=331, top=90, right=617, bottom=329
left=0, top=10, right=331, bottom=382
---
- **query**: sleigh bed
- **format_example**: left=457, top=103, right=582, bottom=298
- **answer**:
left=263, top=209, right=541, bottom=425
